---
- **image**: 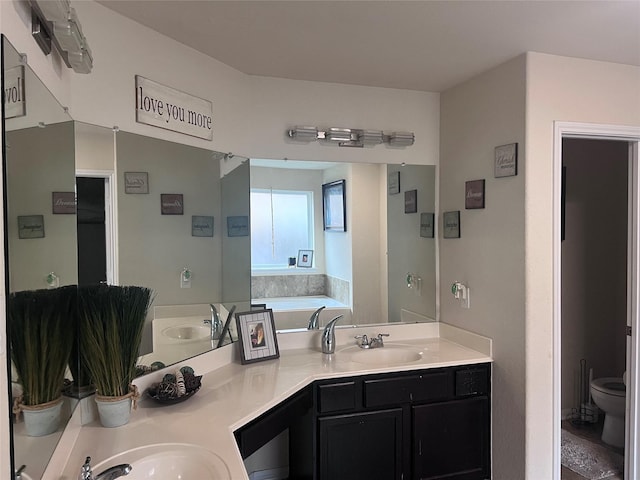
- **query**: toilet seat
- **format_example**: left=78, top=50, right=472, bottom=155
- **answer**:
left=591, top=377, right=626, bottom=397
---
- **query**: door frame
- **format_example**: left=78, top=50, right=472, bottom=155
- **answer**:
left=75, top=169, right=118, bottom=285
left=553, top=122, right=640, bottom=479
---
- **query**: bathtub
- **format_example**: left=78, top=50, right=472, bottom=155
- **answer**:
left=252, top=295, right=352, bottom=331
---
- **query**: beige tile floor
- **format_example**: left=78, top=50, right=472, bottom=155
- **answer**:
left=561, top=418, right=624, bottom=480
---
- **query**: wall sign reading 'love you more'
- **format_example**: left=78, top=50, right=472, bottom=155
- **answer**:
left=135, top=75, right=213, bottom=140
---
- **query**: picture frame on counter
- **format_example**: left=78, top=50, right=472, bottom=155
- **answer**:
left=236, top=309, right=280, bottom=364
left=443, top=211, right=461, bottom=239
left=297, top=249, right=314, bottom=268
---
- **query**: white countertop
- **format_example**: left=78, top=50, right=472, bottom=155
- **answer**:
left=49, top=322, right=492, bottom=480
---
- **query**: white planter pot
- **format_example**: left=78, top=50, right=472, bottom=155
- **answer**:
left=22, top=397, right=63, bottom=437
left=95, top=395, right=132, bottom=428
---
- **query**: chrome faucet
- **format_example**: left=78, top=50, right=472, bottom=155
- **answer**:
left=204, top=303, right=222, bottom=340
left=79, top=457, right=132, bottom=480
left=321, top=314, right=344, bottom=354
left=307, top=306, right=326, bottom=330
left=355, top=333, right=389, bottom=349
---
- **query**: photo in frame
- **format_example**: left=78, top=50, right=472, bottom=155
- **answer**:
left=420, top=213, right=435, bottom=238
left=465, top=179, right=485, bottom=209
left=297, top=249, right=314, bottom=268
left=323, top=179, right=346, bottom=232
left=388, top=171, right=400, bottom=195
left=18, top=215, right=45, bottom=239
left=52, top=191, right=76, bottom=214
left=161, top=194, right=184, bottom=215
left=404, top=189, right=417, bottom=213
left=192, top=215, right=214, bottom=237
left=124, top=172, right=149, bottom=194
left=227, top=215, right=249, bottom=237
left=235, top=309, right=280, bottom=364
left=443, top=211, right=461, bottom=239
left=494, top=143, right=518, bottom=178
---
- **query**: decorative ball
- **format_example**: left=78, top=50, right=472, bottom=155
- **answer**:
left=151, top=361, right=166, bottom=370
left=175, top=369, right=186, bottom=396
left=180, top=365, right=195, bottom=376
left=163, top=373, right=176, bottom=384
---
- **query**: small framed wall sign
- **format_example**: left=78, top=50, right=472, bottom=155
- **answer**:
left=420, top=213, right=435, bottom=238
left=52, top=192, right=76, bottom=214
left=227, top=215, right=249, bottom=237
left=388, top=171, right=400, bottom=195
left=124, top=172, right=149, bottom=194
left=404, top=189, right=418, bottom=214
left=235, top=309, right=280, bottom=364
left=18, top=215, right=45, bottom=239
left=161, top=194, right=184, bottom=215
left=192, top=215, right=214, bottom=237
left=443, top=211, right=461, bottom=239
left=297, top=249, right=314, bottom=268
left=494, top=143, right=518, bottom=178
left=465, top=179, right=485, bottom=209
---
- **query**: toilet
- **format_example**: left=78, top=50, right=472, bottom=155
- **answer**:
left=590, top=372, right=626, bottom=448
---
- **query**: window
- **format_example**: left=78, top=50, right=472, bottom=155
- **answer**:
left=251, top=189, right=314, bottom=269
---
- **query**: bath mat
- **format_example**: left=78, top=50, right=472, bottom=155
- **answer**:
left=561, top=429, right=624, bottom=479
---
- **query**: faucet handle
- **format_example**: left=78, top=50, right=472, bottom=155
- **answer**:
left=376, top=333, right=389, bottom=346
left=79, top=457, right=92, bottom=480
left=354, top=334, right=369, bottom=347
left=377, top=333, right=390, bottom=338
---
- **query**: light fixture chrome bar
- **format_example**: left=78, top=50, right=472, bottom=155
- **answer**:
left=326, top=128, right=354, bottom=142
left=387, top=132, right=415, bottom=146
left=359, top=130, right=384, bottom=145
left=288, top=126, right=319, bottom=141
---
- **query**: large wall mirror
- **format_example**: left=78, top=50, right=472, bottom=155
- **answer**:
left=3, top=32, right=436, bottom=479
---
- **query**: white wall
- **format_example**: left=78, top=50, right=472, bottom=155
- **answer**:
left=440, top=55, right=527, bottom=479
left=561, top=139, right=628, bottom=413
left=525, top=53, right=640, bottom=478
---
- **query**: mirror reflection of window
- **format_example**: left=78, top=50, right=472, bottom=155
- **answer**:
left=250, top=189, right=314, bottom=269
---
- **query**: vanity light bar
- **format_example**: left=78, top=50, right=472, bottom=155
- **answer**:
left=287, top=126, right=415, bottom=148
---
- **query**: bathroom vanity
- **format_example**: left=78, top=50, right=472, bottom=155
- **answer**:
left=236, top=363, right=491, bottom=480
left=52, top=323, right=492, bottom=480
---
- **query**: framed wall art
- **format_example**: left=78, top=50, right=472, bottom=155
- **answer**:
left=235, top=309, right=280, bottom=364
left=388, top=171, right=400, bottom=195
left=297, top=249, right=314, bottom=268
left=192, top=215, right=214, bottom=237
left=404, top=189, right=417, bottom=214
left=323, top=179, right=346, bottom=232
left=124, top=172, right=149, bottom=194
left=494, top=143, right=518, bottom=178
left=443, top=211, right=461, bottom=239
left=420, top=213, right=435, bottom=238
left=227, top=215, right=249, bottom=237
left=18, top=215, right=45, bottom=239
left=52, top=192, right=76, bottom=214
left=161, top=194, right=184, bottom=215
left=465, top=180, right=485, bottom=209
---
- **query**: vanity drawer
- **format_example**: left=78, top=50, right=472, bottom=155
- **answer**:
left=317, top=380, right=357, bottom=413
left=364, top=371, right=452, bottom=407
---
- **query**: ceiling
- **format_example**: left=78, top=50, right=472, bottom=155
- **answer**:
left=97, top=0, right=640, bottom=93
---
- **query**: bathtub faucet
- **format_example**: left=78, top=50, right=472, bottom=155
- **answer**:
left=321, top=315, right=344, bottom=354
left=307, top=306, right=326, bottom=330
left=204, top=304, right=222, bottom=340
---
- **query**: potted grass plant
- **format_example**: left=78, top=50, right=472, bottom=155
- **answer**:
left=8, top=286, right=76, bottom=436
left=78, top=284, right=153, bottom=427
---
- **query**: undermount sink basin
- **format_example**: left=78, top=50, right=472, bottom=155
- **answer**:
left=91, top=443, right=230, bottom=480
left=162, top=324, right=210, bottom=341
left=341, top=343, right=424, bottom=366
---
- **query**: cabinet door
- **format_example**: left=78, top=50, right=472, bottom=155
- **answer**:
left=318, top=408, right=403, bottom=480
left=413, top=397, right=490, bottom=480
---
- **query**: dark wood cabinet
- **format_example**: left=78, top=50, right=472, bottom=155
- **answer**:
left=235, top=363, right=491, bottom=480
left=318, top=408, right=403, bottom=480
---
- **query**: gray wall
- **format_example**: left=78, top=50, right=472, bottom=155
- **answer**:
left=561, top=138, right=628, bottom=412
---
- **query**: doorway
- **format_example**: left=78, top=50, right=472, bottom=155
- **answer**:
left=554, top=123, right=640, bottom=480
left=75, top=170, right=117, bottom=285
